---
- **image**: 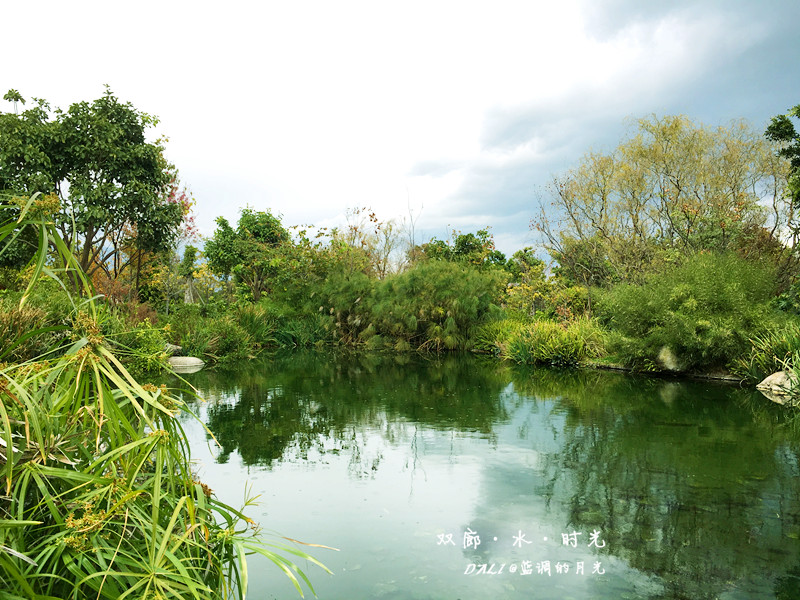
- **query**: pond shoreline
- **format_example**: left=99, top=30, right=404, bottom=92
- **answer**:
left=585, top=360, right=745, bottom=383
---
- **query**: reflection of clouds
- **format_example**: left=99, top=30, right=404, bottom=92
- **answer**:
left=460, top=372, right=800, bottom=599
left=177, top=356, right=800, bottom=599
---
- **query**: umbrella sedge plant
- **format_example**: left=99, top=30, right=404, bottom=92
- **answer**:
left=0, top=193, right=330, bottom=599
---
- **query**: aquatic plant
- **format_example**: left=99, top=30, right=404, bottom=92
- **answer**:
left=497, top=316, right=605, bottom=366
left=0, top=194, right=328, bottom=598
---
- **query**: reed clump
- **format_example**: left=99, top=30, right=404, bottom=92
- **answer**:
left=0, top=194, right=328, bottom=599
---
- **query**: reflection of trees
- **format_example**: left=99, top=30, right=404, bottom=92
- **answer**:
left=179, top=351, right=510, bottom=468
left=176, top=355, right=800, bottom=598
left=509, top=368, right=800, bottom=600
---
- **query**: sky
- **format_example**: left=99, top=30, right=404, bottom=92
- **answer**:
left=3, top=0, right=799, bottom=256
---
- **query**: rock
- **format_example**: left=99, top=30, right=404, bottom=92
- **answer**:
left=657, top=346, right=681, bottom=371
left=168, top=356, right=205, bottom=374
left=756, top=371, right=798, bottom=406
left=164, top=343, right=183, bottom=356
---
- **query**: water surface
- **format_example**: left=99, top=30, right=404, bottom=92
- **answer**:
left=176, top=351, right=800, bottom=599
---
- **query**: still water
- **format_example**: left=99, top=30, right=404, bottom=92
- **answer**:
left=175, top=351, right=800, bottom=600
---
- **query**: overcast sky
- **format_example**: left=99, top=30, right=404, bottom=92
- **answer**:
left=3, top=0, right=799, bottom=255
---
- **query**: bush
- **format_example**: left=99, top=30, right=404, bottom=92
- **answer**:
left=235, top=302, right=281, bottom=347
left=366, top=261, right=507, bottom=351
left=496, top=316, right=606, bottom=366
left=597, top=253, right=780, bottom=371
left=473, top=319, right=516, bottom=355
left=237, top=301, right=333, bottom=349
left=164, top=303, right=254, bottom=362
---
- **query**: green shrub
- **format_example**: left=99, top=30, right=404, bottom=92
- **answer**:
left=194, top=316, right=253, bottom=362
left=279, top=312, right=331, bottom=347
left=240, top=300, right=334, bottom=349
left=498, top=316, right=605, bottom=366
left=236, top=302, right=280, bottom=348
left=102, top=313, right=169, bottom=376
left=163, top=303, right=254, bottom=362
left=597, top=253, right=780, bottom=371
left=367, top=260, right=507, bottom=351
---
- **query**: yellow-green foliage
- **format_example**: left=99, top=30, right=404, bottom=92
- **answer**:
left=495, top=316, right=605, bottom=366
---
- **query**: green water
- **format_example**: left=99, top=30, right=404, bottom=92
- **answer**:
left=175, top=351, right=800, bottom=600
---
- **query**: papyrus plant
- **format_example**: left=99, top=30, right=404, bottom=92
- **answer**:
left=0, top=193, right=329, bottom=599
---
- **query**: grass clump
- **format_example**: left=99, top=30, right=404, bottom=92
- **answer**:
left=733, top=321, right=800, bottom=383
left=495, top=316, right=605, bottom=366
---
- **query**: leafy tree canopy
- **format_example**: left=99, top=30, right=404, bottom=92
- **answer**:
left=204, top=208, right=290, bottom=301
left=420, top=228, right=506, bottom=268
left=766, top=103, right=800, bottom=205
left=0, top=87, right=186, bottom=279
left=535, top=114, right=795, bottom=287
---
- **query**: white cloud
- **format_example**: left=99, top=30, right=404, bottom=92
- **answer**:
left=2, top=0, right=797, bottom=256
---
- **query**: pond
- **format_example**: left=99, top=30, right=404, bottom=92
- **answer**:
left=174, top=351, right=800, bottom=600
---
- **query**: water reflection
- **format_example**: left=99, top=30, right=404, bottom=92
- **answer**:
left=176, top=352, right=800, bottom=599
left=183, top=352, right=511, bottom=466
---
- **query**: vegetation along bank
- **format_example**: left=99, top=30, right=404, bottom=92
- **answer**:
left=2, top=90, right=800, bottom=594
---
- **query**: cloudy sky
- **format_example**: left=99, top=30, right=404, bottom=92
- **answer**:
left=3, top=0, right=799, bottom=255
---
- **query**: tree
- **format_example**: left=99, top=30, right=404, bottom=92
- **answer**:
left=204, top=208, right=290, bottom=302
left=419, top=228, right=506, bottom=268
left=203, top=216, right=238, bottom=281
left=535, top=114, right=794, bottom=286
left=180, top=245, right=199, bottom=304
left=504, top=247, right=545, bottom=283
left=324, top=207, right=404, bottom=278
left=0, top=88, right=189, bottom=291
left=765, top=103, right=800, bottom=215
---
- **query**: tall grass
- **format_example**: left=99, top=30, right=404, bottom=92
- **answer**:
left=732, top=322, right=800, bottom=383
left=0, top=194, right=329, bottom=599
left=479, top=316, right=606, bottom=366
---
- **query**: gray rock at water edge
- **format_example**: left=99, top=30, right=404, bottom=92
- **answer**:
left=756, top=371, right=798, bottom=406
left=168, top=356, right=205, bottom=374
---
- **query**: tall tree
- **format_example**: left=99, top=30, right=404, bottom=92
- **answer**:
left=0, top=87, right=188, bottom=289
left=765, top=103, right=800, bottom=209
left=535, top=114, right=794, bottom=285
left=420, top=228, right=506, bottom=268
